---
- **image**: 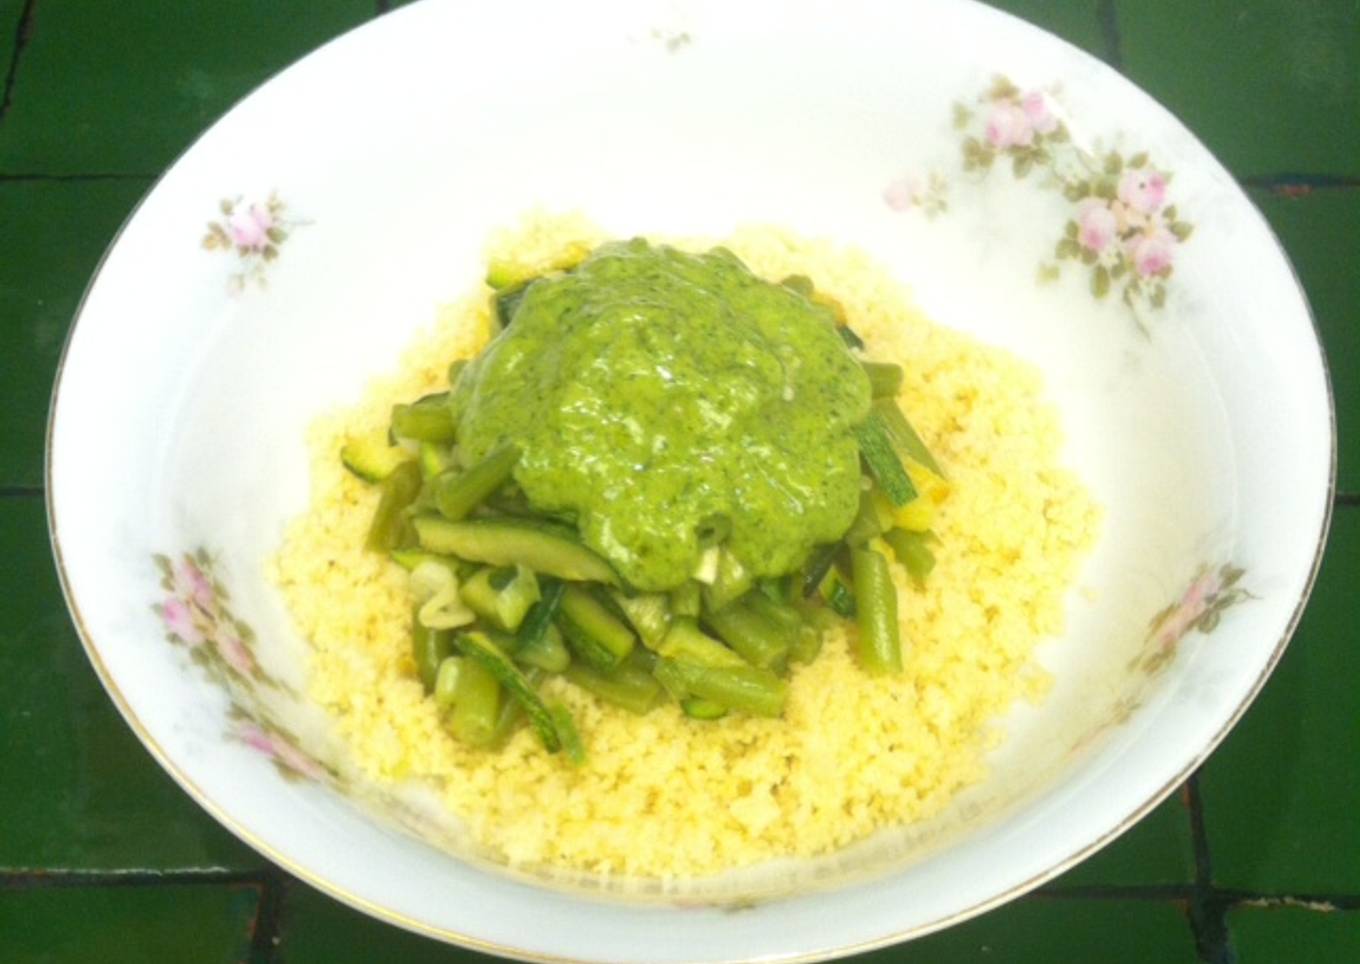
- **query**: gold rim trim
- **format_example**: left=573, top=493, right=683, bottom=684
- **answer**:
left=41, top=21, right=1339, bottom=964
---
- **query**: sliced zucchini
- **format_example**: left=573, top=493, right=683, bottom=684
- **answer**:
left=414, top=516, right=618, bottom=584
left=341, top=431, right=411, bottom=483
left=853, top=412, right=918, bottom=507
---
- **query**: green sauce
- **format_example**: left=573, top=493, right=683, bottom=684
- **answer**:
left=453, top=240, right=871, bottom=591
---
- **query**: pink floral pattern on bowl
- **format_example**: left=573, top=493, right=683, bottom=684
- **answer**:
left=153, top=550, right=336, bottom=785
left=201, top=192, right=301, bottom=293
left=886, top=76, right=1195, bottom=332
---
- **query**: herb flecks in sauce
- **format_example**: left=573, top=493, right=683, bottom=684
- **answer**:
left=455, top=240, right=871, bottom=590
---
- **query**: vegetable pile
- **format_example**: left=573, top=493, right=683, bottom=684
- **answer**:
left=340, top=243, right=947, bottom=763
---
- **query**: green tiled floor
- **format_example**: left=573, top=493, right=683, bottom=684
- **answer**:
left=0, top=0, right=373, bottom=175
left=0, top=884, right=260, bottom=963
left=1229, top=905, right=1360, bottom=964
left=0, top=179, right=151, bottom=487
left=0, top=500, right=262, bottom=871
left=3, top=0, right=1358, bottom=961
left=1198, top=511, right=1360, bottom=894
left=1121, top=0, right=1360, bottom=176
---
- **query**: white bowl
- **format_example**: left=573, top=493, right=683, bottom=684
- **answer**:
left=47, top=1, right=1334, bottom=960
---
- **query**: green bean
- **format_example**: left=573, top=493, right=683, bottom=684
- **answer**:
left=548, top=703, right=586, bottom=766
left=851, top=547, right=902, bottom=675
left=391, top=394, right=457, bottom=442
left=659, top=660, right=788, bottom=718
left=557, top=586, right=635, bottom=670
left=652, top=659, right=688, bottom=702
left=432, top=444, right=520, bottom=521
left=433, top=656, right=462, bottom=708
left=658, top=617, right=746, bottom=668
left=447, top=656, right=501, bottom=746
left=745, top=592, right=802, bottom=640
left=861, top=361, right=904, bottom=399
left=815, top=563, right=857, bottom=618
left=843, top=488, right=886, bottom=546
left=565, top=662, right=661, bottom=715
left=883, top=528, right=937, bottom=586
left=412, top=608, right=454, bottom=692
left=488, top=667, right=543, bottom=747
left=703, top=599, right=790, bottom=669
left=419, top=442, right=455, bottom=480
left=681, top=697, right=727, bottom=720
left=670, top=581, right=702, bottom=618
left=610, top=591, right=672, bottom=648
left=365, top=460, right=423, bottom=552
left=788, top=622, right=824, bottom=664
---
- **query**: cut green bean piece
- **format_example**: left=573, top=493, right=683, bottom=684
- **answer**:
left=883, top=528, right=937, bottom=586
left=365, top=460, right=423, bottom=552
left=419, top=442, right=455, bottom=480
left=658, top=617, right=746, bottom=668
left=745, top=593, right=803, bottom=640
left=652, top=659, right=688, bottom=702
left=681, top=697, right=728, bottom=720
left=844, top=488, right=887, bottom=547
left=455, top=631, right=559, bottom=752
left=412, top=610, right=455, bottom=693
left=548, top=703, right=586, bottom=766
left=459, top=564, right=540, bottom=632
left=670, top=581, right=702, bottom=618
left=789, top=622, right=824, bottom=664
left=488, top=666, right=542, bottom=747
left=854, top=413, right=918, bottom=507
left=703, top=600, right=790, bottom=669
left=861, top=361, right=904, bottom=399
left=611, top=591, right=672, bottom=648
left=447, top=656, right=501, bottom=747
left=557, top=586, right=635, bottom=670
left=565, top=662, right=661, bottom=715
left=391, top=394, right=457, bottom=442
left=659, top=660, right=788, bottom=718
left=433, top=656, right=462, bottom=709
left=415, top=516, right=618, bottom=584
left=871, top=398, right=944, bottom=477
left=432, top=444, right=520, bottom=521
left=851, top=547, right=902, bottom=675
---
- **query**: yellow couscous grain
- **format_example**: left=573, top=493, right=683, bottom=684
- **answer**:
left=271, top=215, right=1100, bottom=878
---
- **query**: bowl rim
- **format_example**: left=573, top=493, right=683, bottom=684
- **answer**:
left=43, top=1, right=1338, bottom=960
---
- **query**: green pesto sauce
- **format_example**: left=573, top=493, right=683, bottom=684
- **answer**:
left=454, top=240, right=871, bottom=591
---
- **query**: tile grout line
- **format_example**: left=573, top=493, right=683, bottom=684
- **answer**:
left=0, top=0, right=35, bottom=123
left=247, top=872, right=288, bottom=963
left=1337, top=492, right=1360, bottom=507
left=1241, top=173, right=1360, bottom=198
left=1096, top=0, right=1122, bottom=71
left=374, top=0, right=391, bottom=14
left=1186, top=773, right=1234, bottom=963
left=0, top=486, right=44, bottom=498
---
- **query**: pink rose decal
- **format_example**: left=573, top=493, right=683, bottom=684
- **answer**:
left=883, top=176, right=919, bottom=212
left=227, top=203, right=274, bottom=251
left=1117, top=169, right=1168, bottom=215
left=237, top=722, right=328, bottom=781
left=218, top=634, right=256, bottom=676
left=985, top=103, right=1034, bottom=149
left=160, top=597, right=203, bottom=645
left=1076, top=199, right=1118, bottom=253
left=174, top=559, right=215, bottom=610
left=1021, top=91, right=1058, bottom=135
left=1126, top=227, right=1177, bottom=278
